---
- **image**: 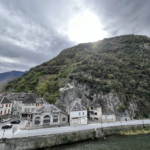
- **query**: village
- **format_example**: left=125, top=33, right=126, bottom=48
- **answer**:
left=0, top=92, right=131, bottom=130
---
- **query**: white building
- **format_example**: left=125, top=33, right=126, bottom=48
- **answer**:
left=20, top=95, right=37, bottom=119
left=0, top=96, right=12, bottom=121
left=69, top=101, right=87, bottom=126
left=102, top=110, right=116, bottom=123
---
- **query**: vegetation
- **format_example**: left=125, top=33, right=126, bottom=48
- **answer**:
left=119, top=126, right=150, bottom=135
left=5, top=35, right=150, bottom=114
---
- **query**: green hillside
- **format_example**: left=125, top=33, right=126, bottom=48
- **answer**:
left=5, top=34, right=150, bottom=115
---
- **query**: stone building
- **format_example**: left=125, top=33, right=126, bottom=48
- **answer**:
left=102, top=110, right=116, bottom=123
left=35, top=98, right=48, bottom=110
left=89, top=102, right=102, bottom=122
left=32, top=104, right=68, bottom=127
left=120, top=109, right=131, bottom=121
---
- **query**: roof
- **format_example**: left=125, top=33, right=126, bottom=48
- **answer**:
left=22, top=95, right=36, bottom=103
left=36, top=98, right=47, bottom=104
left=33, top=104, right=67, bottom=115
left=121, top=109, right=130, bottom=117
left=0, top=97, right=12, bottom=104
left=102, top=109, right=115, bottom=115
left=70, top=101, right=86, bottom=112
left=90, top=101, right=101, bottom=108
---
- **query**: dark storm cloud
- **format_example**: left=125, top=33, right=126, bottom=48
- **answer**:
left=0, top=0, right=150, bottom=73
left=0, top=0, right=82, bottom=73
left=87, top=0, right=150, bottom=37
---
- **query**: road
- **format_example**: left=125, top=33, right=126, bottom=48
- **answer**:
left=0, top=120, right=150, bottom=139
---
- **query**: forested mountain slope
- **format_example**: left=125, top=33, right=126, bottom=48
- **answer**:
left=0, top=71, right=27, bottom=91
left=5, top=35, right=150, bottom=116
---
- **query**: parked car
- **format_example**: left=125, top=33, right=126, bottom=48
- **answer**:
left=10, top=120, right=20, bottom=124
left=2, top=124, right=13, bottom=129
left=1, top=118, right=11, bottom=123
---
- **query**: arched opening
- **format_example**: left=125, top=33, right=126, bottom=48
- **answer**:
left=35, top=117, right=40, bottom=125
left=53, top=115, right=58, bottom=123
left=125, top=118, right=127, bottom=121
left=43, top=115, right=50, bottom=124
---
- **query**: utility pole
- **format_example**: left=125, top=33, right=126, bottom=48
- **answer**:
left=2, top=129, right=5, bottom=139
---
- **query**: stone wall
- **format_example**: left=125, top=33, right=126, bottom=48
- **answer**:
left=1, top=124, right=150, bottom=150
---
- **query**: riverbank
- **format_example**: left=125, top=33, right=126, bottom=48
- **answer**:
left=1, top=124, right=150, bottom=150
left=44, top=134, right=150, bottom=150
left=118, top=125, right=150, bottom=136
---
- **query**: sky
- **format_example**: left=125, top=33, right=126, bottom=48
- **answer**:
left=0, top=0, right=150, bottom=73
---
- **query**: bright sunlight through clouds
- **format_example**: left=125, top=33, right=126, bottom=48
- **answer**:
left=68, top=11, right=108, bottom=43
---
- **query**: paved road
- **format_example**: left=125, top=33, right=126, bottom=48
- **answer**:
left=0, top=120, right=150, bottom=139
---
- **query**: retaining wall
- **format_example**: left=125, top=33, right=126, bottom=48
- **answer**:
left=1, top=124, right=150, bottom=150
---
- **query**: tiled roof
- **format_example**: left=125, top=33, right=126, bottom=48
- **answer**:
left=36, top=98, right=47, bottom=104
left=0, top=97, right=12, bottom=104
left=22, top=95, right=36, bottom=103
left=70, top=101, right=86, bottom=112
left=33, top=104, right=67, bottom=115
left=102, top=109, right=115, bottom=115
left=90, top=101, right=101, bottom=107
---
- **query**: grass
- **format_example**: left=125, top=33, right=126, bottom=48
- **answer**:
left=119, top=127, right=150, bottom=135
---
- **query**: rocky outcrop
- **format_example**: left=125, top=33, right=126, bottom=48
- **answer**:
left=56, top=80, right=137, bottom=118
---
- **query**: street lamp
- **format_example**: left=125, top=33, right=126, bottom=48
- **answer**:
left=142, top=112, right=145, bottom=128
left=101, top=118, right=103, bottom=133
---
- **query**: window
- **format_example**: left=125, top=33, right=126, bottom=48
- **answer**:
left=9, top=104, right=11, bottom=107
left=0, top=111, right=2, bottom=114
left=94, top=107, right=97, bottom=110
left=35, top=117, right=40, bottom=125
left=31, top=108, right=34, bottom=112
left=2, top=105, right=3, bottom=108
left=83, top=112, right=84, bottom=115
left=62, top=118, right=65, bottom=121
left=5, top=110, right=6, bottom=114
left=95, top=113, right=97, bottom=115
left=53, top=115, right=58, bottom=123
left=43, top=115, right=50, bottom=124
left=6, top=104, right=8, bottom=107
left=91, top=107, right=93, bottom=110
left=94, top=118, right=98, bottom=120
left=8, top=109, right=10, bottom=113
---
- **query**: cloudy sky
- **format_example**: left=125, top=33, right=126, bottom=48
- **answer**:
left=0, top=0, right=150, bottom=73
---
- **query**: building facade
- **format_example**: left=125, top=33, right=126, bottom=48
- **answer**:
left=69, top=101, right=87, bottom=126
left=20, top=95, right=36, bottom=119
left=32, top=104, right=68, bottom=127
left=0, top=97, right=12, bottom=121
left=89, top=102, right=102, bottom=122
left=102, top=110, right=116, bottom=123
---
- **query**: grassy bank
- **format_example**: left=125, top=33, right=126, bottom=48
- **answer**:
left=119, top=126, right=150, bottom=135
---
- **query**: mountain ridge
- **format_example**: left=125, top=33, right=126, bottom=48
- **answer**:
left=0, top=70, right=27, bottom=91
left=5, top=34, right=150, bottom=116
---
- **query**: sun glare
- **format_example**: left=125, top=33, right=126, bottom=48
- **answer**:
left=68, top=11, right=107, bottom=43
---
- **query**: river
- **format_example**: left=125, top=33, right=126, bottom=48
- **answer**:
left=44, top=134, right=150, bottom=150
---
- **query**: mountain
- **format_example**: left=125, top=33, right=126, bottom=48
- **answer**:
left=0, top=71, right=27, bottom=91
left=5, top=35, right=150, bottom=117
